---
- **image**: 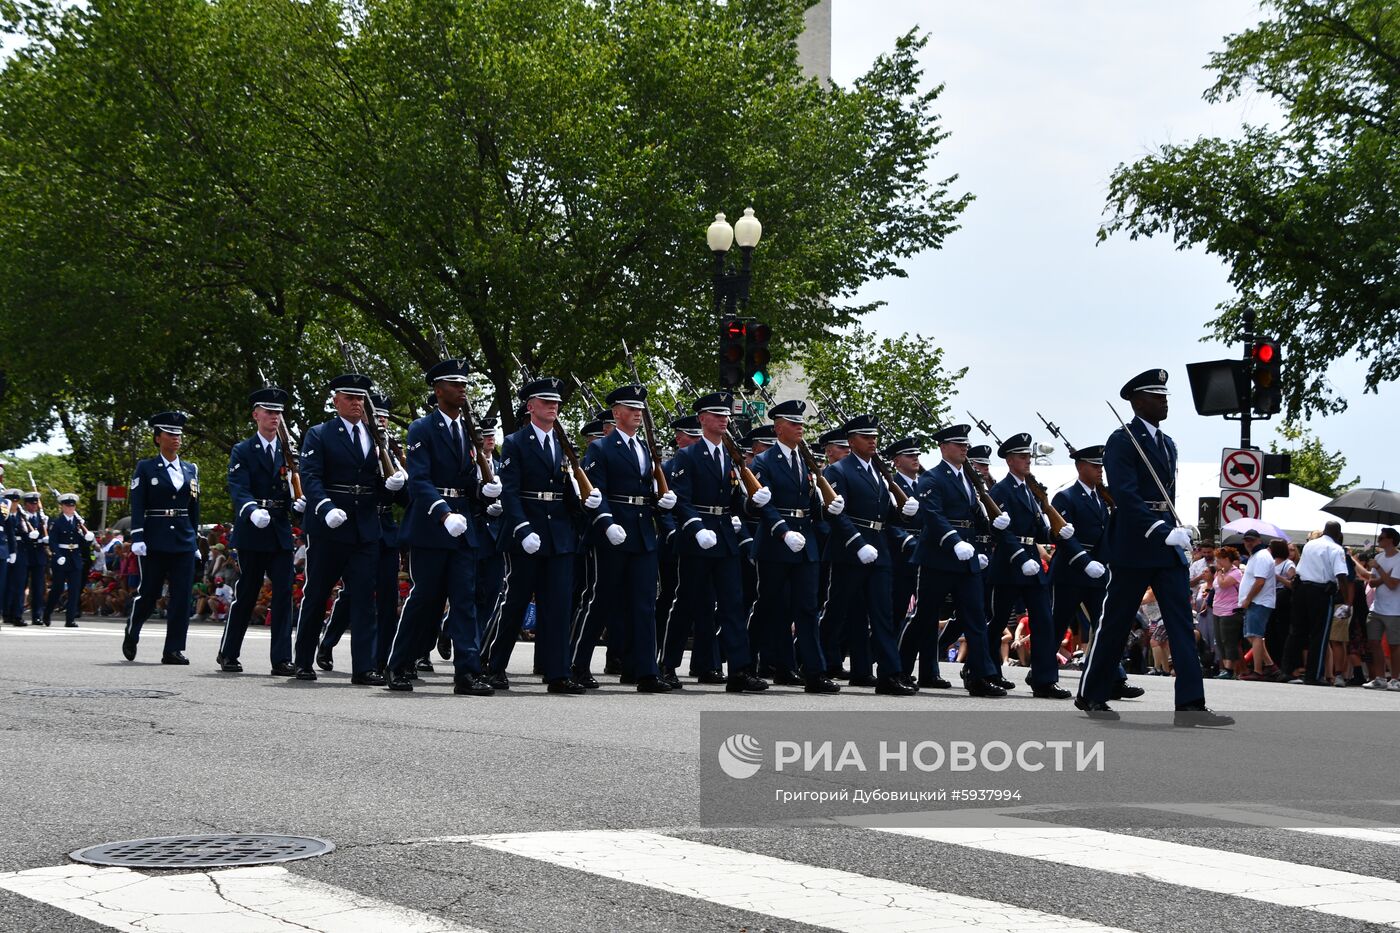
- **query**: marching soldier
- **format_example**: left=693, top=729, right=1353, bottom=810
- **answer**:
left=654, top=415, right=699, bottom=663
left=44, top=493, right=94, bottom=627
left=9, top=492, right=47, bottom=626
left=745, top=400, right=838, bottom=693
left=884, top=435, right=923, bottom=652
left=819, top=427, right=849, bottom=466
left=814, top=427, right=848, bottom=677
left=468, top=417, right=505, bottom=666
left=317, top=393, right=408, bottom=675
left=1079, top=370, right=1231, bottom=725
left=1050, top=445, right=1143, bottom=700
left=987, top=432, right=1074, bottom=699
left=219, top=387, right=301, bottom=675
left=4, top=488, right=35, bottom=625
left=481, top=376, right=588, bottom=694
left=385, top=358, right=499, bottom=694
left=293, top=375, right=405, bottom=684
left=819, top=414, right=919, bottom=695
left=123, top=412, right=201, bottom=664
left=660, top=392, right=767, bottom=692
left=901, top=424, right=1006, bottom=696
left=0, top=487, right=14, bottom=623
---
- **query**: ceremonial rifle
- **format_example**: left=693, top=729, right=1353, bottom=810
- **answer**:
left=257, top=367, right=304, bottom=503
left=333, top=332, right=397, bottom=478
left=50, top=487, right=90, bottom=538
left=513, top=353, right=594, bottom=501
left=429, top=324, right=495, bottom=485
left=961, top=411, right=1006, bottom=521
left=1035, top=411, right=1115, bottom=508
left=667, top=365, right=761, bottom=496
left=619, top=339, right=669, bottom=499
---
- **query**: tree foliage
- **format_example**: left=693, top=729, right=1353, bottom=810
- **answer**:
left=1099, top=0, right=1400, bottom=417
left=1269, top=420, right=1359, bottom=497
left=0, top=0, right=971, bottom=513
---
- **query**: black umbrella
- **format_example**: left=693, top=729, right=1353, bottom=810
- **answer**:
left=1322, top=487, right=1400, bottom=526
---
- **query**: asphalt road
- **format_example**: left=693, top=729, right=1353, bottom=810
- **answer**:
left=1, top=617, right=1397, bottom=933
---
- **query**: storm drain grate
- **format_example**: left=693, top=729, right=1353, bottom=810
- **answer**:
left=16, top=687, right=176, bottom=699
left=71, top=834, right=335, bottom=868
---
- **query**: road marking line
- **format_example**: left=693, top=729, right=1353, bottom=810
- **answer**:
left=466, top=830, right=1132, bottom=932
left=1138, top=802, right=1400, bottom=845
left=862, top=817, right=1400, bottom=927
left=0, top=863, right=480, bottom=932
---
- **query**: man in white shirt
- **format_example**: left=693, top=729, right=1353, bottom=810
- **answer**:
left=1236, top=530, right=1278, bottom=679
left=1363, top=527, right=1400, bottom=689
left=1282, top=522, right=1352, bottom=684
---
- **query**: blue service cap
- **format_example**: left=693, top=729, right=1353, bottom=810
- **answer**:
left=997, top=432, right=1034, bottom=457
left=425, top=358, right=471, bottom=385
left=148, top=411, right=188, bottom=435
left=1119, top=368, right=1170, bottom=400
left=249, top=387, right=289, bottom=411
left=328, top=373, right=372, bottom=396
left=519, top=377, right=564, bottom=402
left=606, top=384, right=647, bottom=409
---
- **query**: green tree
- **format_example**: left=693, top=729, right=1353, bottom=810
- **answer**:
left=1269, top=421, right=1359, bottom=497
left=799, top=324, right=967, bottom=444
left=0, top=0, right=971, bottom=498
left=1099, top=0, right=1400, bottom=417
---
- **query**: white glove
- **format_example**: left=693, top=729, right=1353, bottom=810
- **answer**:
left=292, top=497, right=306, bottom=513
left=521, top=532, right=541, bottom=554
left=581, top=488, right=602, bottom=510
left=696, top=529, right=718, bottom=550
left=26, top=529, right=38, bottom=540
left=977, top=554, right=990, bottom=570
left=39, top=536, right=48, bottom=544
left=953, top=541, right=976, bottom=561
left=783, top=531, right=806, bottom=553
left=325, top=508, right=348, bottom=529
left=606, top=524, right=627, bottom=547
left=657, top=490, right=677, bottom=510
left=992, top=513, right=1011, bottom=531
left=251, top=508, right=271, bottom=529
left=443, top=512, right=469, bottom=537
left=486, top=501, right=503, bottom=517
left=84, top=531, right=96, bottom=543
left=857, top=543, right=878, bottom=565
left=57, top=556, right=66, bottom=566
left=825, top=494, right=845, bottom=516
left=385, top=469, right=408, bottom=491
left=731, top=516, right=743, bottom=533
left=132, top=542, right=148, bottom=557
left=1164, top=527, right=1192, bottom=549
left=901, top=497, right=920, bottom=517
left=1058, top=522, right=1075, bottom=540
left=481, top=479, right=502, bottom=498
left=751, top=486, right=772, bottom=507
left=5, top=554, right=14, bottom=564
left=1021, top=559, right=1041, bottom=577
left=1085, top=560, right=1106, bottom=579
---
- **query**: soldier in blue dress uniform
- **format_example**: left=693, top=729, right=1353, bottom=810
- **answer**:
left=744, top=400, right=838, bottom=693
left=814, top=427, right=848, bottom=677
left=123, top=412, right=201, bottom=664
left=218, top=387, right=301, bottom=675
left=43, top=493, right=94, bottom=627
left=1077, top=370, right=1232, bottom=725
left=384, top=358, right=499, bottom=694
left=7, top=492, right=46, bottom=626
left=467, top=417, right=505, bottom=667
left=884, top=435, right=923, bottom=659
left=0, top=485, right=14, bottom=623
left=653, top=414, right=699, bottom=671
left=292, top=375, right=405, bottom=684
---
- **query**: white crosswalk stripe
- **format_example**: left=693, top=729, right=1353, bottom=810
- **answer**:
left=1138, top=802, right=1400, bottom=846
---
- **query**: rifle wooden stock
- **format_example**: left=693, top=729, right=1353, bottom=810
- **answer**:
left=966, top=466, right=1003, bottom=520
left=552, top=422, right=595, bottom=500
left=1026, top=473, right=1068, bottom=538
left=869, top=453, right=908, bottom=509
left=275, top=420, right=304, bottom=501
left=795, top=442, right=838, bottom=507
left=637, top=406, right=668, bottom=498
left=719, top=434, right=763, bottom=497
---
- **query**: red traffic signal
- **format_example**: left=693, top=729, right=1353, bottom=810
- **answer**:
left=1249, top=339, right=1282, bottom=415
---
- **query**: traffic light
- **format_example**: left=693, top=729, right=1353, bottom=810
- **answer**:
left=745, top=321, right=771, bottom=390
left=1262, top=452, right=1292, bottom=499
left=719, top=316, right=745, bottom=389
left=1249, top=339, right=1282, bottom=416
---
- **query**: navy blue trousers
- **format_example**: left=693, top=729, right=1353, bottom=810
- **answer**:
left=7, top=550, right=45, bottom=621
left=483, top=551, right=574, bottom=682
left=1081, top=564, right=1204, bottom=706
left=45, top=553, right=85, bottom=622
left=219, top=548, right=294, bottom=664
left=662, top=554, right=748, bottom=675
left=387, top=546, right=479, bottom=678
left=749, top=560, right=826, bottom=677
left=991, top=582, right=1059, bottom=687
left=902, top=568, right=997, bottom=680
left=572, top=547, right=660, bottom=680
left=319, top=544, right=400, bottom=670
left=1053, top=580, right=1128, bottom=681
left=294, top=535, right=377, bottom=674
left=126, top=550, right=195, bottom=653
left=822, top=561, right=901, bottom=680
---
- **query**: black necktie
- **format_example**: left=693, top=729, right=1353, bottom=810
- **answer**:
left=963, top=473, right=974, bottom=504
left=450, top=421, right=463, bottom=465
left=266, top=443, right=277, bottom=468
left=1156, top=431, right=1170, bottom=464
left=542, top=433, right=553, bottom=464
left=789, top=451, right=799, bottom=475
left=627, top=437, right=640, bottom=472
left=350, top=424, right=362, bottom=459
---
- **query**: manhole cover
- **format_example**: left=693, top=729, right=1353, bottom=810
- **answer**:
left=16, top=687, right=176, bottom=699
left=71, top=834, right=334, bottom=868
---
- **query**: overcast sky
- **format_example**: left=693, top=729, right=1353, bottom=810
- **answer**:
left=829, top=0, right=1392, bottom=490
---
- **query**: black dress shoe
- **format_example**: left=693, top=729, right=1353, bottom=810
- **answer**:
left=1173, top=703, right=1234, bottom=727
left=991, top=675, right=1015, bottom=690
left=773, top=669, right=805, bottom=686
left=603, top=658, right=622, bottom=676
left=898, top=674, right=921, bottom=691
left=161, top=652, right=189, bottom=665
left=40, top=618, right=52, bottom=627
left=436, top=633, right=452, bottom=660
left=548, top=678, right=587, bottom=695
left=65, top=621, right=79, bottom=628
left=455, top=674, right=495, bottom=696
left=405, top=666, right=419, bottom=681
left=294, top=666, right=317, bottom=681
left=660, top=670, right=683, bottom=690
left=804, top=676, right=841, bottom=694
left=726, top=673, right=769, bottom=693
left=387, top=670, right=413, bottom=691
left=757, top=665, right=778, bottom=679
left=619, top=675, right=638, bottom=685
left=484, top=671, right=509, bottom=690
left=216, top=652, right=224, bottom=665
left=1074, top=696, right=1119, bottom=720
left=876, top=676, right=917, bottom=696
left=352, top=671, right=387, bottom=686
left=829, top=667, right=851, bottom=680
left=416, top=657, right=435, bottom=672
left=965, top=676, right=1007, bottom=698
left=122, top=638, right=136, bottom=661
left=696, top=669, right=727, bottom=685
left=636, top=675, right=672, bottom=693
left=1112, top=682, right=1146, bottom=699
left=316, top=647, right=334, bottom=671
left=847, top=674, right=879, bottom=688
left=1032, top=684, right=1072, bottom=700
left=11, top=619, right=29, bottom=627
left=270, top=661, right=297, bottom=677
left=572, top=668, right=599, bottom=689
left=220, top=659, right=243, bottom=673
left=918, top=675, right=953, bottom=689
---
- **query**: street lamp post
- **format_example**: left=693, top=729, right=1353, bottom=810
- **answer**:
left=707, top=207, right=762, bottom=319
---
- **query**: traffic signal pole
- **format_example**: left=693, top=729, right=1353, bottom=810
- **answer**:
left=1240, top=307, right=1254, bottom=450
